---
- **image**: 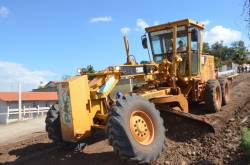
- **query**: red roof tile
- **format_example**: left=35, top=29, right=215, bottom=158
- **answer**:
left=0, top=92, right=58, bottom=102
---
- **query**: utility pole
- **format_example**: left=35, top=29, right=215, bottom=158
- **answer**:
left=18, top=81, right=22, bottom=120
left=244, top=0, right=250, bottom=40
left=248, top=0, right=250, bottom=40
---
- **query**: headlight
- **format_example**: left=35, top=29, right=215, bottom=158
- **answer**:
left=115, top=66, right=120, bottom=71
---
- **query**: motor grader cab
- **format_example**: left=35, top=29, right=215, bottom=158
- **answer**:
left=142, top=19, right=219, bottom=103
left=45, top=19, right=230, bottom=164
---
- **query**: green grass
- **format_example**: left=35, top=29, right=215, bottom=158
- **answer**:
left=242, top=127, right=250, bottom=152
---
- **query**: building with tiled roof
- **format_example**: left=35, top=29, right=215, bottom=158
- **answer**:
left=32, top=81, right=58, bottom=92
left=0, top=92, right=58, bottom=124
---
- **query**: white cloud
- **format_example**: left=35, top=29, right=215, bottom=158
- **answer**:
left=0, top=61, right=57, bottom=91
left=120, top=27, right=131, bottom=35
left=90, top=16, right=112, bottom=23
left=153, top=21, right=159, bottom=26
left=204, top=26, right=242, bottom=44
left=136, top=18, right=149, bottom=30
left=201, top=20, right=210, bottom=26
left=0, top=6, right=9, bottom=17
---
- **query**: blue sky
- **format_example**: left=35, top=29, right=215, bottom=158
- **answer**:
left=0, top=0, right=249, bottom=91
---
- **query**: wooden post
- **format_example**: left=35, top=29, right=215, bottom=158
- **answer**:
left=23, top=105, right=26, bottom=119
left=18, top=82, right=22, bottom=120
left=6, top=106, right=9, bottom=124
left=37, top=105, right=40, bottom=118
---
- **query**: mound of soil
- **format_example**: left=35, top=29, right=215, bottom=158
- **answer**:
left=154, top=73, right=250, bottom=165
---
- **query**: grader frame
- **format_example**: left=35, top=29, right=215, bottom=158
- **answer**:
left=46, top=18, right=230, bottom=163
left=57, top=72, right=188, bottom=142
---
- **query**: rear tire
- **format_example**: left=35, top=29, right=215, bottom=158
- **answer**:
left=107, top=94, right=165, bottom=164
left=219, top=78, right=230, bottom=105
left=45, top=104, right=62, bottom=143
left=204, top=80, right=222, bottom=112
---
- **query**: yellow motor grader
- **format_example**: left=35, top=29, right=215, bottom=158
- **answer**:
left=45, top=19, right=230, bottom=164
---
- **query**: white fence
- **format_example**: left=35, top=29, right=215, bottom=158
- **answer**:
left=218, top=69, right=238, bottom=78
left=0, top=106, right=50, bottom=124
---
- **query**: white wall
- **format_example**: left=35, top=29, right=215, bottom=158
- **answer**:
left=0, top=100, right=57, bottom=124
left=0, top=101, right=7, bottom=124
left=7, top=100, right=56, bottom=109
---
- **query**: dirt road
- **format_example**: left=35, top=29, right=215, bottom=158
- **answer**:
left=0, top=117, right=45, bottom=145
left=0, top=73, right=250, bottom=165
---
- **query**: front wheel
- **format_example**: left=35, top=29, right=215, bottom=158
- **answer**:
left=107, top=94, right=165, bottom=164
left=204, top=80, right=222, bottom=112
left=45, top=104, right=62, bottom=144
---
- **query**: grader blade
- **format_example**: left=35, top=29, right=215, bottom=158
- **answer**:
left=157, top=104, right=228, bottom=133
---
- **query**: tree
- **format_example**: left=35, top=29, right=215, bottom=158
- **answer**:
left=210, top=41, right=226, bottom=67
left=203, top=42, right=210, bottom=54
left=231, top=40, right=248, bottom=64
left=209, top=40, right=249, bottom=65
left=82, top=65, right=96, bottom=73
left=223, top=47, right=235, bottom=61
left=87, top=65, right=95, bottom=73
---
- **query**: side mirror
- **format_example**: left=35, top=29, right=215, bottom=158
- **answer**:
left=141, top=35, right=148, bottom=49
left=191, top=29, right=198, bottom=42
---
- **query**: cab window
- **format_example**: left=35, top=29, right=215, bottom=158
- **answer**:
left=151, top=36, right=162, bottom=54
left=177, top=26, right=188, bottom=76
left=190, top=27, right=200, bottom=75
left=176, top=26, right=187, bottom=52
left=150, top=29, right=173, bottom=63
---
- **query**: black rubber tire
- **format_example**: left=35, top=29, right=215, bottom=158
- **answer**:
left=107, top=94, right=165, bottom=164
left=204, top=80, right=222, bottom=112
left=45, top=104, right=62, bottom=143
left=219, top=78, right=230, bottom=105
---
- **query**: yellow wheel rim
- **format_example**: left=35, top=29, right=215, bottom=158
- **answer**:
left=129, top=110, right=154, bottom=145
